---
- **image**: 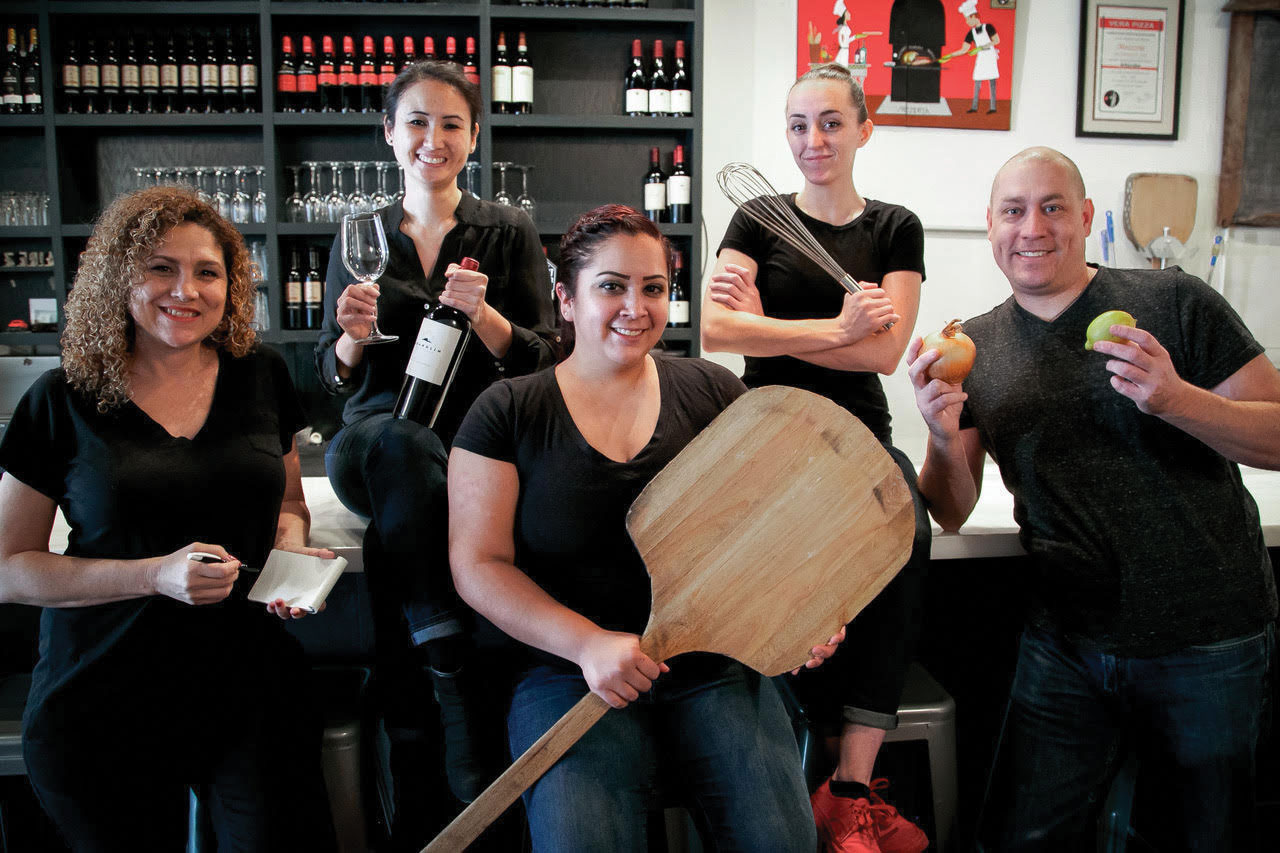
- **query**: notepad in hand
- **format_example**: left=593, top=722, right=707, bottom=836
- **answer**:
left=246, top=549, right=348, bottom=614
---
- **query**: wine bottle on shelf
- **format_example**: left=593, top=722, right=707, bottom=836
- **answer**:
left=179, top=32, right=201, bottom=113
left=359, top=35, right=379, bottom=113
left=422, top=37, right=437, bottom=63
left=99, top=37, right=120, bottom=114
left=393, top=257, right=479, bottom=429
left=60, top=38, right=81, bottom=113
left=624, top=39, right=647, bottom=117
left=667, top=144, right=691, bottom=224
left=444, top=36, right=459, bottom=67
left=379, top=36, right=398, bottom=103
left=463, top=36, right=480, bottom=86
left=400, top=36, right=417, bottom=73
left=512, top=32, right=533, bottom=115
left=239, top=26, right=258, bottom=112
left=22, top=28, right=42, bottom=114
left=643, top=146, right=666, bottom=223
left=285, top=250, right=304, bottom=330
left=647, top=39, right=669, bottom=118
left=670, top=40, right=691, bottom=116
left=318, top=35, right=339, bottom=112
left=218, top=28, right=240, bottom=113
left=2, top=28, right=22, bottom=115
left=200, top=30, right=221, bottom=113
left=140, top=36, right=160, bottom=114
left=276, top=35, right=297, bottom=112
left=160, top=35, right=180, bottom=113
left=80, top=38, right=100, bottom=114
left=668, top=249, right=690, bottom=328
left=338, top=35, right=358, bottom=113
left=297, top=35, right=318, bottom=112
left=304, top=248, right=324, bottom=330
left=491, top=32, right=511, bottom=115
left=120, top=36, right=141, bottom=114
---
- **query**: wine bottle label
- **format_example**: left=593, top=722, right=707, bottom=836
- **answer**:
left=303, top=278, right=322, bottom=304
left=671, top=88, right=691, bottom=114
left=201, top=64, right=219, bottom=88
left=512, top=66, right=533, bottom=103
left=648, top=88, right=670, bottom=114
left=625, top=87, right=648, bottom=113
left=668, top=300, right=690, bottom=325
left=161, top=65, right=178, bottom=89
left=317, top=66, right=336, bottom=87
left=643, top=182, right=666, bottom=211
left=491, top=65, right=511, bottom=102
left=285, top=280, right=302, bottom=303
left=24, top=91, right=40, bottom=105
left=297, top=73, right=317, bottom=93
left=667, top=175, right=691, bottom=205
left=379, top=65, right=396, bottom=86
left=220, top=65, right=239, bottom=88
left=122, top=65, right=140, bottom=88
left=62, top=66, right=80, bottom=88
left=181, top=65, right=199, bottom=88
left=101, top=66, right=120, bottom=89
left=359, top=66, right=377, bottom=86
left=277, top=72, right=296, bottom=92
left=240, top=65, right=257, bottom=88
left=406, top=317, right=464, bottom=385
left=81, top=66, right=99, bottom=88
left=2, top=91, right=19, bottom=107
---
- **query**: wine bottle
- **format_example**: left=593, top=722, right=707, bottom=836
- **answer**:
left=297, top=35, right=318, bottom=112
left=1, top=28, right=22, bottom=115
left=200, top=30, right=221, bottom=113
left=643, top=146, right=666, bottom=223
left=285, top=250, right=304, bottom=330
left=444, top=36, right=459, bottom=67
left=670, top=40, right=691, bottom=116
left=60, top=38, right=81, bottom=114
left=160, top=35, right=180, bottom=113
left=21, top=28, right=42, bottom=114
left=179, top=32, right=201, bottom=112
left=80, top=38, right=100, bottom=114
left=239, top=26, right=258, bottom=112
left=338, top=35, right=357, bottom=113
left=491, top=32, right=511, bottom=115
left=400, top=36, right=417, bottom=73
left=668, top=249, right=690, bottom=328
left=667, top=144, right=690, bottom=225
left=120, top=36, right=141, bottom=114
left=139, top=36, right=160, bottom=114
left=422, top=37, right=437, bottom=63
left=318, top=35, right=339, bottom=112
left=393, top=257, right=479, bottom=428
left=512, top=32, right=533, bottom=115
left=304, top=248, right=324, bottom=330
left=379, top=36, right=397, bottom=104
left=647, top=39, right=669, bottom=118
left=99, top=37, right=120, bottom=114
left=218, top=28, right=240, bottom=113
left=624, top=39, right=647, bottom=117
left=358, top=35, right=379, bottom=113
left=463, top=36, right=480, bottom=86
left=276, top=35, right=297, bottom=112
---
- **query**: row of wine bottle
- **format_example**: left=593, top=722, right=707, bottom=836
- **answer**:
left=491, top=32, right=533, bottom=114
left=277, top=33, right=480, bottom=114
left=624, top=39, right=691, bottom=117
left=1, top=26, right=41, bottom=114
left=643, top=144, right=691, bottom=224
left=284, top=247, right=326, bottom=331
left=58, top=28, right=259, bottom=114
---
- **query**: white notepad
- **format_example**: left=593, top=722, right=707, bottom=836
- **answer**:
left=247, top=549, right=348, bottom=614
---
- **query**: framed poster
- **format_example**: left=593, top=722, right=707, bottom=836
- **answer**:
left=1076, top=0, right=1184, bottom=139
left=796, top=0, right=1018, bottom=130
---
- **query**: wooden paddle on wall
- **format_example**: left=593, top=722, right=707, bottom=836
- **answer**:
left=1123, top=173, right=1197, bottom=268
left=423, top=386, right=916, bottom=852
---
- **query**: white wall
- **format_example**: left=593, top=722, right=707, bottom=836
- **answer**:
left=699, top=0, right=1277, bottom=462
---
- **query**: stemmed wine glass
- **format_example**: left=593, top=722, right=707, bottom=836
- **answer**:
left=348, top=161, right=372, bottom=214
left=231, top=166, right=252, bottom=224
left=370, top=162, right=393, bottom=209
left=341, top=212, right=397, bottom=345
left=285, top=166, right=305, bottom=223
left=212, top=168, right=232, bottom=220
left=493, top=161, right=513, bottom=206
left=516, top=164, right=536, bottom=222
left=303, top=161, right=324, bottom=223
left=252, top=166, right=268, bottom=224
left=325, top=161, right=347, bottom=223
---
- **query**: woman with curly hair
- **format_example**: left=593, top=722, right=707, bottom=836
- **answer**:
left=0, top=186, right=337, bottom=851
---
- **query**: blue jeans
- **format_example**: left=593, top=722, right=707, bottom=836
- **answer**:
left=508, top=655, right=816, bottom=852
left=982, top=622, right=1273, bottom=851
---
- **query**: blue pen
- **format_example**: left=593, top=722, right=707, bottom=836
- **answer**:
left=1105, top=211, right=1116, bottom=266
left=1206, top=234, right=1223, bottom=287
left=1100, top=232, right=1110, bottom=264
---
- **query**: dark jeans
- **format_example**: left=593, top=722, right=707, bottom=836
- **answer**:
left=982, top=622, right=1273, bottom=851
left=326, top=412, right=462, bottom=645
left=507, top=656, right=816, bottom=852
left=787, top=444, right=931, bottom=732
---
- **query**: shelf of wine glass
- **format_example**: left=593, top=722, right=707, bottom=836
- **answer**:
left=52, top=113, right=266, bottom=128
left=49, top=2, right=263, bottom=14
left=277, top=218, right=692, bottom=238
left=271, top=112, right=695, bottom=130
left=59, top=224, right=269, bottom=238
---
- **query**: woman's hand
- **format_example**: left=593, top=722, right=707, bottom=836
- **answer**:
left=335, top=282, right=380, bottom=342
left=834, top=285, right=898, bottom=344
left=791, top=625, right=847, bottom=675
left=906, top=336, right=967, bottom=441
left=577, top=630, right=669, bottom=709
left=152, top=544, right=240, bottom=606
left=438, top=262, right=490, bottom=323
left=265, top=544, right=336, bottom=620
left=707, top=262, right=764, bottom=315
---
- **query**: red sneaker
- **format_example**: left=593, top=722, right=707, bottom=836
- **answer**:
left=867, top=778, right=929, bottom=853
left=810, top=778, right=882, bottom=853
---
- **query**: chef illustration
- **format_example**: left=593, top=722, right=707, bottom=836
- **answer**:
left=957, top=0, right=1000, bottom=113
left=833, top=1, right=854, bottom=67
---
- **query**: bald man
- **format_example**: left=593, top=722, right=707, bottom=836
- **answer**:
left=907, top=147, right=1280, bottom=849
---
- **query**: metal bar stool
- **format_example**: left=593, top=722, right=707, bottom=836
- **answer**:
left=883, top=663, right=958, bottom=853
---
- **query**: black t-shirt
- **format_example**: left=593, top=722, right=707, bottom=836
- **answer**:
left=0, top=347, right=307, bottom=738
left=314, top=196, right=558, bottom=444
left=453, top=356, right=746, bottom=668
left=958, top=266, right=1276, bottom=655
left=718, top=196, right=925, bottom=444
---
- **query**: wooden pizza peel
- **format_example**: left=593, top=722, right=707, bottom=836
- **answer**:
left=1124, top=172, right=1197, bottom=268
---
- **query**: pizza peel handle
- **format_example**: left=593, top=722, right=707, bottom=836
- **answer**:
left=423, top=386, right=915, bottom=852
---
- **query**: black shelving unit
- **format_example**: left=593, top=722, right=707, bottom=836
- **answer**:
left=0, top=0, right=704, bottom=371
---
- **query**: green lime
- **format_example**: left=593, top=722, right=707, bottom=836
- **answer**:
left=1085, top=310, right=1136, bottom=350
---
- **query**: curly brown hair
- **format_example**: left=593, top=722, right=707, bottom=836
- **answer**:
left=61, top=186, right=257, bottom=411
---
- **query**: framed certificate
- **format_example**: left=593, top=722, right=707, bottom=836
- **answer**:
left=1076, top=0, right=1184, bottom=139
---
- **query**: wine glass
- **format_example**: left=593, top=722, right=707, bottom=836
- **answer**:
left=370, top=162, right=392, bottom=209
left=193, top=167, right=211, bottom=203
left=325, top=161, right=347, bottom=223
left=285, top=166, right=305, bottom=223
left=493, top=161, right=513, bottom=206
left=516, top=164, right=536, bottom=222
left=212, top=168, right=232, bottom=220
left=395, top=165, right=405, bottom=202
left=341, top=212, right=397, bottom=345
left=231, top=166, right=252, bottom=224
left=303, top=161, right=324, bottom=223
left=252, top=166, right=268, bottom=224
left=348, top=161, right=372, bottom=214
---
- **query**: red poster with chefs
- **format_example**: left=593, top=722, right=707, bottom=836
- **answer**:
left=797, top=0, right=1017, bottom=130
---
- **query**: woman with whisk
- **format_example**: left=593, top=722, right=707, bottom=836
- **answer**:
left=702, top=61, right=931, bottom=853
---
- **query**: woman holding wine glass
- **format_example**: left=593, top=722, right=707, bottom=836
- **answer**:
left=313, top=59, right=556, bottom=837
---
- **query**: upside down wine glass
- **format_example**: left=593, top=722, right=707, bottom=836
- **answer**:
left=342, top=212, right=397, bottom=345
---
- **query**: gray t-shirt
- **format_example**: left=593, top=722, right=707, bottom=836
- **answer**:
left=958, top=265, right=1276, bottom=656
